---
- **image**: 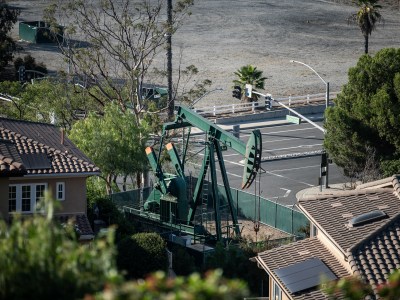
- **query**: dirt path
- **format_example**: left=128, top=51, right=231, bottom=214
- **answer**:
left=8, top=0, right=400, bottom=106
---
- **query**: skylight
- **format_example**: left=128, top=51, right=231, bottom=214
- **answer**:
left=348, top=210, right=387, bottom=228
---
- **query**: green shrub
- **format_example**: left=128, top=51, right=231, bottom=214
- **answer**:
left=117, top=232, right=168, bottom=279
left=88, top=196, right=136, bottom=241
left=92, top=269, right=249, bottom=300
left=170, top=244, right=197, bottom=276
left=0, top=196, right=121, bottom=300
left=205, top=242, right=266, bottom=296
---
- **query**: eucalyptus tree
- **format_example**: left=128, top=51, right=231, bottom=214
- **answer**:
left=45, top=0, right=193, bottom=125
left=233, top=65, right=266, bottom=102
left=348, top=0, right=383, bottom=54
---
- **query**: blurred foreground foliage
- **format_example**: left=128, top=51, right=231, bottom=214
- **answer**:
left=90, top=269, right=249, bottom=300
left=0, top=195, right=249, bottom=299
left=0, top=194, right=120, bottom=300
left=325, top=269, right=400, bottom=299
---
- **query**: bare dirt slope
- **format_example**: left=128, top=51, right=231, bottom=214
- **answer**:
left=7, top=0, right=400, bottom=106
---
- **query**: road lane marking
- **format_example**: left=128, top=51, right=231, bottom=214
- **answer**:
left=280, top=188, right=291, bottom=197
left=265, top=143, right=322, bottom=152
left=270, top=165, right=319, bottom=172
left=262, top=136, right=317, bottom=144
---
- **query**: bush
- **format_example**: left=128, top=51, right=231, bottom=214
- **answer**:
left=170, top=244, right=197, bottom=276
left=92, top=269, right=249, bottom=300
left=0, top=196, right=121, bottom=300
left=205, top=242, right=267, bottom=296
left=117, top=232, right=168, bottom=279
left=88, top=196, right=136, bottom=242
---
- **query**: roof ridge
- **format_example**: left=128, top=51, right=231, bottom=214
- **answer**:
left=347, top=213, right=400, bottom=254
left=0, top=117, right=58, bottom=128
left=298, top=188, right=393, bottom=202
left=392, top=174, right=400, bottom=199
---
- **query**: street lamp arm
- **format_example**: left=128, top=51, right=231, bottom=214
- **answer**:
left=252, top=91, right=325, bottom=133
left=191, top=88, right=224, bottom=107
left=290, top=60, right=327, bottom=85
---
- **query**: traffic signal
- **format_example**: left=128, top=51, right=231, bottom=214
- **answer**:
left=265, top=94, right=272, bottom=110
left=232, top=86, right=242, bottom=99
left=18, top=66, right=26, bottom=82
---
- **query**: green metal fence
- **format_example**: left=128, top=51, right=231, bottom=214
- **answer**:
left=219, top=186, right=308, bottom=236
left=112, top=185, right=308, bottom=236
left=110, top=187, right=152, bottom=210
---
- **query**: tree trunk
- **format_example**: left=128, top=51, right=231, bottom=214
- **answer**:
left=112, top=174, right=119, bottom=193
left=136, top=172, right=142, bottom=189
left=364, top=34, right=369, bottom=54
left=106, top=174, right=112, bottom=195
left=167, top=0, right=174, bottom=120
left=122, top=175, right=127, bottom=192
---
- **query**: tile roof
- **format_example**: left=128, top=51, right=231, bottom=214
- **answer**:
left=255, top=237, right=350, bottom=300
left=0, top=118, right=99, bottom=175
left=347, top=214, right=400, bottom=295
left=295, top=175, right=400, bottom=299
left=0, top=139, right=26, bottom=176
left=298, top=188, right=400, bottom=253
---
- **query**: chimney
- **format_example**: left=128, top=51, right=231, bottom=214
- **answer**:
left=60, top=128, right=64, bottom=145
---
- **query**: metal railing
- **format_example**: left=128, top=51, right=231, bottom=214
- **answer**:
left=194, top=92, right=337, bottom=117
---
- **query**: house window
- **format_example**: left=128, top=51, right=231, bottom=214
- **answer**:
left=21, top=185, right=31, bottom=212
left=9, top=184, right=47, bottom=213
left=56, top=182, right=65, bottom=201
left=273, top=281, right=282, bottom=300
left=36, top=184, right=46, bottom=204
left=8, top=186, right=16, bottom=212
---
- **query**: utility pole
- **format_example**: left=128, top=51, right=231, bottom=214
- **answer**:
left=167, top=0, right=174, bottom=120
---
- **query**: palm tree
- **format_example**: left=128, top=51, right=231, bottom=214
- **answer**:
left=348, top=0, right=383, bottom=54
left=233, top=65, right=266, bottom=102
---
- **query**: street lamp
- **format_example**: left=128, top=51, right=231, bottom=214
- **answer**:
left=290, top=60, right=329, bottom=108
left=290, top=60, right=330, bottom=188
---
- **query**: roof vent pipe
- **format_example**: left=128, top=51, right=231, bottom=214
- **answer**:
left=60, top=128, right=64, bottom=145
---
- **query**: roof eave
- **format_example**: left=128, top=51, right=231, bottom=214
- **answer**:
left=11, top=171, right=101, bottom=179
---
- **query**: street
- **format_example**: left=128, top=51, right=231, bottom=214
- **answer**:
left=187, top=120, right=349, bottom=207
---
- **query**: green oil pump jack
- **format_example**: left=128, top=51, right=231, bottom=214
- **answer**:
left=145, top=106, right=262, bottom=242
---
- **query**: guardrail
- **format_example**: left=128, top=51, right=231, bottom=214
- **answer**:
left=194, top=92, right=337, bottom=117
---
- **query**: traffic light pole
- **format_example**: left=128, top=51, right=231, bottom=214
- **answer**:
left=252, top=91, right=325, bottom=133
left=253, top=91, right=329, bottom=188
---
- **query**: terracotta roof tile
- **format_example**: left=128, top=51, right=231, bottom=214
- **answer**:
left=346, top=215, right=400, bottom=296
left=298, top=190, right=400, bottom=252
left=0, top=118, right=99, bottom=175
left=255, top=237, right=350, bottom=300
left=297, top=178, right=400, bottom=299
left=0, top=139, right=26, bottom=176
